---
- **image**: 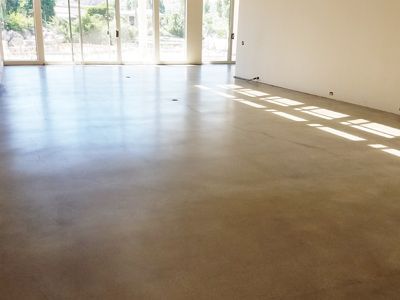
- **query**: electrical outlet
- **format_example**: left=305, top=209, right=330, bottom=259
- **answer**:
left=329, top=92, right=334, bottom=96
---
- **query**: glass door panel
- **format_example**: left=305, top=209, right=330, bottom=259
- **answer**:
left=159, top=0, right=185, bottom=62
left=42, top=0, right=74, bottom=62
left=79, top=0, right=117, bottom=62
left=120, top=0, right=154, bottom=63
left=2, top=0, right=38, bottom=60
left=202, top=0, right=231, bottom=62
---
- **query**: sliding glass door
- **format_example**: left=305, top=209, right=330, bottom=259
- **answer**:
left=0, top=0, right=240, bottom=64
left=43, top=0, right=118, bottom=63
left=43, top=0, right=153, bottom=63
left=42, top=0, right=75, bottom=62
left=79, top=0, right=118, bottom=62
left=202, top=0, right=239, bottom=63
left=43, top=0, right=156, bottom=63
left=159, top=0, right=185, bottom=62
left=202, top=0, right=230, bottom=62
left=120, top=0, right=154, bottom=63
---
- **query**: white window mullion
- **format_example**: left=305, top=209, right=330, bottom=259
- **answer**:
left=77, top=0, right=85, bottom=63
left=186, top=0, right=202, bottom=64
left=34, top=0, right=45, bottom=63
left=227, top=0, right=235, bottom=63
left=66, top=0, right=75, bottom=62
left=115, top=0, right=122, bottom=63
left=153, top=0, right=160, bottom=64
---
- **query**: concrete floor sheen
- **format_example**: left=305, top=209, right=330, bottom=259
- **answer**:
left=1, top=65, right=400, bottom=299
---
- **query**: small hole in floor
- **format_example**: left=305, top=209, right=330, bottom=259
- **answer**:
left=172, top=99, right=179, bottom=102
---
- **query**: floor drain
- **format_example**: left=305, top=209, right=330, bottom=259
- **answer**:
left=172, top=98, right=179, bottom=101
left=126, top=76, right=131, bottom=78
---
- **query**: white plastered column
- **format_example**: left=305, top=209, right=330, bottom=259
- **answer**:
left=186, top=0, right=203, bottom=64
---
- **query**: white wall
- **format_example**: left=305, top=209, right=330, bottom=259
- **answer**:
left=236, top=0, right=400, bottom=115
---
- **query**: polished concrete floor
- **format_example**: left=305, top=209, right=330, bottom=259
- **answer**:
left=1, top=65, right=400, bottom=299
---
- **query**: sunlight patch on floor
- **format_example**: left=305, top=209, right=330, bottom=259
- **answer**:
left=343, top=120, right=400, bottom=139
left=235, top=88, right=269, bottom=98
left=264, top=98, right=304, bottom=107
left=369, top=144, right=387, bottom=149
left=272, top=112, right=307, bottom=122
left=238, top=100, right=267, bottom=109
left=317, top=127, right=366, bottom=141
left=297, top=107, right=349, bottom=120
left=218, top=84, right=243, bottom=90
left=195, top=82, right=399, bottom=159
left=194, top=85, right=211, bottom=90
left=382, top=148, right=400, bottom=158
left=216, top=92, right=235, bottom=99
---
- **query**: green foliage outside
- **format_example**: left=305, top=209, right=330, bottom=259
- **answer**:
left=3, top=0, right=112, bottom=41
left=160, top=12, right=183, bottom=38
left=3, top=0, right=55, bottom=32
left=2, top=0, right=230, bottom=45
left=5, top=11, right=33, bottom=31
left=46, top=3, right=114, bottom=44
left=216, top=0, right=230, bottom=19
left=159, top=0, right=165, bottom=14
left=203, top=0, right=230, bottom=39
left=159, top=0, right=184, bottom=38
left=49, top=15, right=69, bottom=39
left=87, top=5, right=111, bottom=20
left=39, top=0, right=55, bottom=21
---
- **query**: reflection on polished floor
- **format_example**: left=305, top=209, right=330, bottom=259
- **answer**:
left=1, top=65, right=400, bottom=299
